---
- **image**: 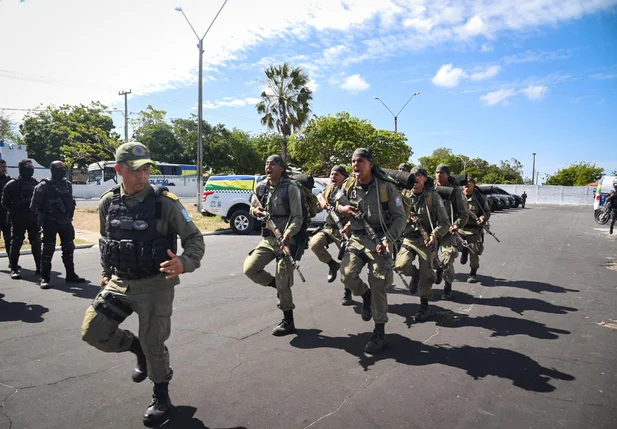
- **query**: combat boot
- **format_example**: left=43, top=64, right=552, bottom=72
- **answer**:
left=414, top=298, right=430, bottom=322
left=435, top=266, right=443, bottom=285
left=460, top=248, right=469, bottom=265
left=408, top=276, right=419, bottom=295
left=467, top=268, right=478, bottom=283
left=341, top=288, right=353, bottom=306
left=10, top=270, right=21, bottom=280
left=66, top=273, right=86, bottom=283
left=39, top=278, right=51, bottom=290
left=441, top=282, right=453, bottom=300
left=128, top=337, right=148, bottom=383
left=361, top=289, right=372, bottom=321
left=364, top=323, right=386, bottom=354
left=272, top=310, right=296, bottom=336
left=327, top=260, right=340, bottom=283
left=143, top=382, right=172, bottom=427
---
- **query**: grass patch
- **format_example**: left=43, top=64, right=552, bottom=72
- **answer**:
left=0, top=238, right=90, bottom=252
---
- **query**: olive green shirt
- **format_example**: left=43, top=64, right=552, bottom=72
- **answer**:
left=99, top=183, right=205, bottom=282
left=250, top=177, right=303, bottom=239
left=462, top=192, right=491, bottom=233
left=439, top=182, right=470, bottom=228
left=403, top=187, right=449, bottom=239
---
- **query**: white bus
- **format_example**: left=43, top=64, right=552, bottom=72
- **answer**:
left=87, top=161, right=200, bottom=187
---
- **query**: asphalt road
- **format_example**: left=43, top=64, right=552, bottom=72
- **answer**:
left=1, top=206, right=616, bottom=429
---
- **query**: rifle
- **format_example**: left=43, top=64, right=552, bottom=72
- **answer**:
left=407, top=211, right=444, bottom=269
left=452, top=229, right=476, bottom=254
left=469, top=211, right=500, bottom=243
left=317, top=192, right=350, bottom=261
left=250, top=193, right=306, bottom=282
left=353, top=207, right=410, bottom=290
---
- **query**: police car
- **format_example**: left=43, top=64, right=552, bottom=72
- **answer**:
left=202, top=174, right=326, bottom=235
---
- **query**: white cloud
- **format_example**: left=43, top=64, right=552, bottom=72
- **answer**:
left=432, top=64, right=466, bottom=88
left=480, top=89, right=517, bottom=106
left=470, top=65, right=502, bottom=81
left=521, top=85, right=549, bottom=100
left=204, top=97, right=261, bottom=109
left=462, top=14, right=487, bottom=36
left=481, top=43, right=494, bottom=52
left=503, top=49, right=572, bottom=64
left=589, top=73, right=617, bottom=80
left=339, top=74, right=370, bottom=92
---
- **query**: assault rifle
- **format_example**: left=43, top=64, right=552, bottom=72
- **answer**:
left=316, top=192, right=350, bottom=261
left=469, top=211, right=500, bottom=243
left=452, top=229, right=476, bottom=254
left=407, top=211, right=444, bottom=269
left=353, top=208, right=410, bottom=290
left=250, top=193, right=306, bottom=282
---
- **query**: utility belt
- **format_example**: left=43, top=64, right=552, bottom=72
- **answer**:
left=351, top=227, right=383, bottom=237
left=99, top=237, right=172, bottom=280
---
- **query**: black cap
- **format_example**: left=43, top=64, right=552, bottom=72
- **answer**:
left=352, top=148, right=373, bottom=162
left=436, top=163, right=451, bottom=176
left=331, top=165, right=349, bottom=177
left=266, top=155, right=286, bottom=169
left=411, top=166, right=428, bottom=177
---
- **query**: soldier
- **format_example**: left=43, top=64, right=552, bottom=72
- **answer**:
left=521, top=191, right=527, bottom=208
left=459, top=178, right=491, bottom=282
left=0, top=159, right=12, bottom=268
left=337, top=148, right=406, bottom=354
left=434, top=164, right=469, bottom=300
left=309, top=165, right=353, bottom=305
left=30, top=161, right=85, bottom=289
left=607, top=183, right=617, bottom=235
left=1, top=159, right=41, bottom=279
left=394, top=167, right=449, bottom=321
left=243, top=155, right=304, bottom=336
left=81, top=143, right=205, bottom=426
left=398, top=163, right=411, bottom=173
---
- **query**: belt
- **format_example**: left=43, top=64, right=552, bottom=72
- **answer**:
left=403, top=231, right=422, bottom=239
left=113, top=270, right=156, bottom=280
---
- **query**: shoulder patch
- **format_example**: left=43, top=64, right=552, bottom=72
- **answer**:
left=162, top=190, right=179, bottom=200
left=180, top=208, right=192, bottom=222
left=395, top=195, right=403, bottom=207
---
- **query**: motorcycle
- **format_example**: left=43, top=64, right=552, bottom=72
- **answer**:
left=594, top=204, right=611, bottom=225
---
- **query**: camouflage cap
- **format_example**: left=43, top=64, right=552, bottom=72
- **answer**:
left=410, top=166, right=428, bottom=177
left=115, top=142, right=155, bottom=170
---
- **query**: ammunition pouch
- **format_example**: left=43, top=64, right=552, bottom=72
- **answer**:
left=261, top=227, right=271, bottom=238
left=99, top=236, right=173, bottom=280
left=91, top=289, right=133, bottom=323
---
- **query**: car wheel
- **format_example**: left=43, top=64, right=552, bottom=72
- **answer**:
left=230, top=210, right=255, bottom=235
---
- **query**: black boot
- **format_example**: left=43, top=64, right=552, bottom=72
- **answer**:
left=460, top=248, right=469, bottom=265
left=361, top=289, right=372, bottom=321
left=409, top=276, right=419, bottom=295
left=467, top=268, right=478, bottom=283
left=327, top=259, right=340, bottom=283
left=128, top=337, right=148, bottom=383
left=10, top=270, right=21, bottom=280
left=414, top=298, right=430, bottom=322
left=364, top=323, right=385, bottom=354
left=272, top=310, right=296, bottom=336
left=40, top=278, right=51, bottom=289
left=66, top=273, right=86, bottom=283
left=434, top=266, right=443, bottom=285
left=441, top=282, right=453, bottom=300
left=341, top=288, right=353, bottom=306
left=143, top=382, right=172, bottom=427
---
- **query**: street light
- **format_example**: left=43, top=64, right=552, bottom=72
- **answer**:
left=373, top=92, right=420, bottom=132
left=532, top=152, right=536, bottom=185
left=175, top=2, right=228, bottom=212
left=456, top=155, right=468, bottom=173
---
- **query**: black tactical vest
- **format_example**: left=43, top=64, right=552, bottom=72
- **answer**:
left=0, top=174, right=11, bottom=212
left=41, top=179, right=75, bottom=223
left=99, top=185, right=177, bottom=279
left=11, top=178, right=38, bottom=217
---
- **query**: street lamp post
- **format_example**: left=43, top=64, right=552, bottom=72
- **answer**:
left=532, top=152, right=536, bottom=185
left=373, top=92, right=420, bottom=132
left=456, top=155, right=468, bottom=173
left=175, top=2, right=228, bottom=212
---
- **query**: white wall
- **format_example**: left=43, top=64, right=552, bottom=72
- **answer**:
left=490, top=185, right=595, bottom=206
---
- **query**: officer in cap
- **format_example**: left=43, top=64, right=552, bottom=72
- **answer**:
left=309, top=164, right=353, bottom=305
left=337, top=148, right=407, bottom=354
left=394, top=166, right=449, bottom=321
left=81, top=142, right=205, bottom=426
left=31, top=161, right=85, bottom=289
left=243, top=154, right=304, bottom=336
left=434, top=163, right=469, bottom=300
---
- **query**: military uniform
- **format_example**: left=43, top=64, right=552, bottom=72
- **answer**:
left=607, top=188, right=617, bottom=234
left=243, top=175, right=304, bottom=316
left=458, top=190, right=491, bottom=279
left=0, top=170, right=12, bottom=264
left=394, top=187, right=449, bottom=303
left=31, top=173, right=82, bottom=288
left=1, top=172, right=41, bottom=277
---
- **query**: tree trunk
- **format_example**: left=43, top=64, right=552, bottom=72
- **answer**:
left=281, top=134, right=289, bottom=164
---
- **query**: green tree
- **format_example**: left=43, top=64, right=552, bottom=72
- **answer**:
left=19, top=102, right=120, bottom=168
left=289, top=112, right=411, bottom=176
left=0, top=112, right=21, bottom=146
left=498, top=158, right=524, bottom=184
left=256, top=63, right=313, bottom=164
left=133, top=107, right=186, bottom=164
left=545, top=162, right=604, bottom=186
left=250, top=132, right=283, bottom=165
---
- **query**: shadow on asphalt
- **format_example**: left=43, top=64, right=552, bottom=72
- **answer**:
left=158, top=405, right=248, bottom=429
left=454, top=274, right=580, bottom=294
left=49, top=273, right=98, bottom=299
left=289, top=329, right=575, bottom=392
left=0, top=292, right=49, bottom=323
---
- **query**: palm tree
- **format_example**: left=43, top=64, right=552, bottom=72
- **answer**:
left=256, top=63, right=313, bottom=164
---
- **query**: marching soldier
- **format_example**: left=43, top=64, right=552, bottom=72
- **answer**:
left=434, top=164, right=469, bottom=300
left=337, top=148, right=406, bottom=354
left=309, top=165, right=353, bottom=305
left=31, top=161, right=85, bottom=289
left=459, top=178, right=491, bottom=282
left=243, top=155, right=304, bottom=336
left=81, top=143, right=205, bottom=426
left=1, top=159, right=41, bottom=279
left=394, top=167, right=449, bottom=321
left=0, top=159, right=12, bottom=268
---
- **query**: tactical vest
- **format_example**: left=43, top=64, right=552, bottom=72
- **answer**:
left=41, top=179, right=75, bottom=223
left=99, top=185, right=177, bottom=279
left=0, top=175, right=11, bottom=212
left=9, top=178, right=38, bottom=215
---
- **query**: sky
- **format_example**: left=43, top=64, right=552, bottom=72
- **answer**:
left=1, top=0, right=616, bottom=182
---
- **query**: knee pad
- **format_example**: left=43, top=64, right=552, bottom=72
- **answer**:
left=62, top=241, right=76, bottom=253
left=91, top=290, right=133, bottom=323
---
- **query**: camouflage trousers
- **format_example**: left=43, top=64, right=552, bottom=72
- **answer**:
left=458, top=229, right=484, bottom=270
left=440, top=234, right=459, bottom=285
left=309, top=226, right=341, bottom=264
left=394, top=236, right=435, bottom=300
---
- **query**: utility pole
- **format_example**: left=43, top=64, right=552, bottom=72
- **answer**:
left=119, top=90, right=132, bottom=142
left=531, top=152, right=536, bottom=185
left=536, top=171, right=540, bottom=185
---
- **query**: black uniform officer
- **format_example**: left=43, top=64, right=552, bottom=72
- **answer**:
left=0, top=159, right=12, bottom=268
left=1, top=159, right=41, bottom=279
left=30, top=161, right=85, bottom=289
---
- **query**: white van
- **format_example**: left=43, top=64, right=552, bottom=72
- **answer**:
left=594, top=176, right=617, bottom=210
